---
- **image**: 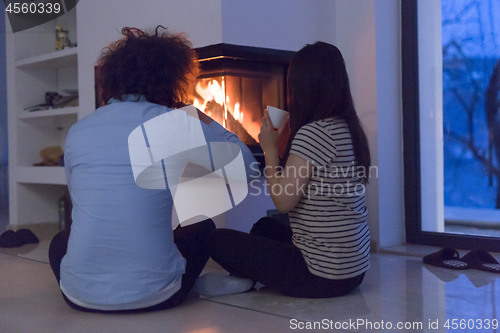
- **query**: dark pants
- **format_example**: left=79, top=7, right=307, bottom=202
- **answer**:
left=48, top=219, right=216, bottom=313
left=207, top=217, right=365, bottom=298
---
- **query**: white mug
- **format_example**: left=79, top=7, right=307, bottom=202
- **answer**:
left=267, top=106, right=288, bottom=129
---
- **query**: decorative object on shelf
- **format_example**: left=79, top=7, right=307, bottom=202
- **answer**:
left=53, top=94, right=79, bottom=108
left=58, top=190, right=72, bottom=231
left=46, top=92, right=59, bottom=105
left=24, top=91, right=79, bottom=112
left=23, top=104, right=51, bottom=112
left=33, top=146, right=64, bottom=166
left=23, top=91, right=57, bottom=111
left=56, top=24, right=72, bottom=50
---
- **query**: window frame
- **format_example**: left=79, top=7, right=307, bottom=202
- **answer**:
left=402, top=0, right=500, bottom=251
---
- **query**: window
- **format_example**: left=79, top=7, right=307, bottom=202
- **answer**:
left=403, top=0, right=500, bottom=250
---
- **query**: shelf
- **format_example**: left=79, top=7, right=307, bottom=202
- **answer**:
left=17, top=166, right=67, bottom=185
left=15, top=47, right=78, bottom=69
left=18, top=106, right=79, bottom=119
left=7, top=5, right=77, bottom=226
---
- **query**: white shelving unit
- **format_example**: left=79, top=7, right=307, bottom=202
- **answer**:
left=18, top=106, right=78, bottom=119
left=15, top=47, right=78, bottom=69
left=6, top=8, right=79, bottom=226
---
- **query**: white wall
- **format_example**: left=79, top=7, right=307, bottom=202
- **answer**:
left=75, top=0, right=340, bottom=231
left=221, top=0, right=405, bottom=246
left=334, top=0, right=379, bottom=248
left=76, top=0, right=224, bottom=118
left=77, top=0, right=339, bottom=118
left=335, top=0, right=405, bottom=249
left=418, top=0, right=444, bottom=232
left=68, top=0, right=405, bottom=247
left=220, top=0, right=337, bottom=230
left=375, top=0, right=405, bottom=247
left=0, top=11, right=7, bottom=164
left=0, top=10, right=8, bottom=219
left=221, top=0, right=335, bottom=51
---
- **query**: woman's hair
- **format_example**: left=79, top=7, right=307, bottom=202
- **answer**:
left=282, top=42, right=371, bottom=181
left=96, top=26, right=199, bottom=108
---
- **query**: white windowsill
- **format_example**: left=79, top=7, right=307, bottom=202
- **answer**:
left=444, top=206, right=500, bottom=228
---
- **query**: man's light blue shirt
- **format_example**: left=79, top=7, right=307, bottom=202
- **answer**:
left=60, top=95, right=257, bottom=308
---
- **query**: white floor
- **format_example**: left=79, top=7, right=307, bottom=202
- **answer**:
left=1, top=225, right=499, bottom=332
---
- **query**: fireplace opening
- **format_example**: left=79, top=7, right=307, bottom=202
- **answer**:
left=191, top=74, right=280, bottom=146
left=95, top=43, right=294, bottom=167
left=192, top=44, right=295, bottom=165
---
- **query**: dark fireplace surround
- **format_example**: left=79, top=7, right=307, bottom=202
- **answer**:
left=192, top=43, right=295, bottom=163
left=96, top=43, right=295, bottom=164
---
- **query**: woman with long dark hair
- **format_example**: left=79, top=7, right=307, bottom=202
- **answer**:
left=203, top=42, right=371, bottom=298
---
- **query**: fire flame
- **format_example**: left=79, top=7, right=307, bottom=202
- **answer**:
left=191, top=78, right=258, bottom=142
left=233, top=102, right=243, bottom=123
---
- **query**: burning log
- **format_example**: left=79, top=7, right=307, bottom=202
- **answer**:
left=204, top=101, right=258, bottom=146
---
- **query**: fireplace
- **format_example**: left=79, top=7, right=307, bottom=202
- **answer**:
left=96, top=43, right=294, bottom=165
left=191, top=44, right=295, bottom=164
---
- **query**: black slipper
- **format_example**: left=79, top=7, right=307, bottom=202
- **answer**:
left=460, top=249, right=500, bottom=273
left=422, top=248, right=469, bottom=270
left=16, top=229, right=39, bottom=244
left=0, top=230, right=23, bottom=248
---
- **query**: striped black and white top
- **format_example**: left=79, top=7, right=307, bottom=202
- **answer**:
left=288, top=118, right=370, bottom=280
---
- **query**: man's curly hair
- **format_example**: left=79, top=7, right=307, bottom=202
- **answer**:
left=96, top=26, right=199, bottom=108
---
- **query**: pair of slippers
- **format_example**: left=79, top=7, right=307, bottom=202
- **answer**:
left=423, top=248, right=500, bottom=273
left=0, top=229, right=39, bottom=248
